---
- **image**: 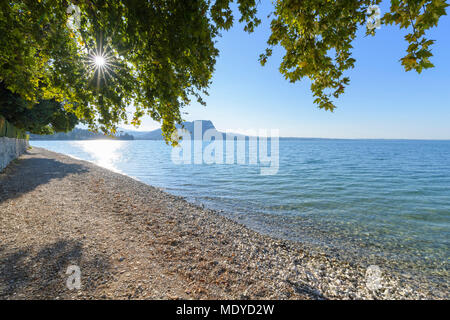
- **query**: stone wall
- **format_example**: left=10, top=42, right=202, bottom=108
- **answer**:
left=0, top=137, right=28, bottom=171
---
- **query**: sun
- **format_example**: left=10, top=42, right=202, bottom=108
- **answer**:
left=94, top=55, right=106, bottom=67
left=86, top=47, right=114, bottom=88
left=88, top=51, right=110, bottom=71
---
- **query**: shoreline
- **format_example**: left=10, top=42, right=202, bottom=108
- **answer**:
left=0, top=147, right=447, bottom=299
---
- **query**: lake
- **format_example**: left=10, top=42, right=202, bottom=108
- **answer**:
left=31, top=139, right=450, bottom=286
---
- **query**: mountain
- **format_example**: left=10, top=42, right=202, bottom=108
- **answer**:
left=29, top=128, right=134, bottom=140
left=127, top=120, right=222, bottom=140
left=30, top=120, right=248, bottom=141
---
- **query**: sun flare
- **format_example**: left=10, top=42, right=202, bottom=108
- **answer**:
left=86, top=47, right=114, bottom=88
left=94, top=55, right=106, bottom=67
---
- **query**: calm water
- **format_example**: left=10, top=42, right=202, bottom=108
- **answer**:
left=31, top=139, right=450, bottom=284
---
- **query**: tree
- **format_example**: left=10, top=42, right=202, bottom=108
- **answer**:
left=0, top=1, right=447, bottom=143
left=258, top=0, right=448, bottom=111
left=0, top=83, right=78, bottom=134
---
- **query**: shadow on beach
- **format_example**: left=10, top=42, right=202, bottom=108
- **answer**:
left=0, top=239, right=111, bottom=299
left=0, top=151, right=88, bottom=203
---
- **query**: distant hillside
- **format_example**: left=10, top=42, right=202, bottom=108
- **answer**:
left=30, top=120, right=273, bottom=141
left=128, top=120, right=222, bottom=140
left=29, top=128, right=134, bottom=140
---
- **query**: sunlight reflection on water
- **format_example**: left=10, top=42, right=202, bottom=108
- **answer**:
left=71, top=140, right=126, bottom=172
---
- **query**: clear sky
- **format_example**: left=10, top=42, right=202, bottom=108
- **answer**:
left=124, top=1, right=450, bottom=139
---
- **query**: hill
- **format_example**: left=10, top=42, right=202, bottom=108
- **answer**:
left=127, top=120, right=222, bottom=140
left=29, top=128, right=134, bottom=140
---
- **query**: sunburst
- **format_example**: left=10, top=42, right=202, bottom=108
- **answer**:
left=86, top=47, right=115, bottom=89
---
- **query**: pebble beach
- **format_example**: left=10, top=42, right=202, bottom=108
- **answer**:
left=0, top=147, right=447, bottom=299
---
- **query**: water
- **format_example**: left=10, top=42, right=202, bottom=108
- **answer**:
left=31, top=139, right=450, bottom=285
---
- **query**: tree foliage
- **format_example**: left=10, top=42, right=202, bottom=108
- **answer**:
left=0, top=84, right=78, bottom=134
left=259, top=0, right=448, bottom=111
left=0, top=0, right=447, bottom=143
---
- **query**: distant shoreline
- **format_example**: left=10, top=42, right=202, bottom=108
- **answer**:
left=28, top=120, right=450, bottom=141
left=0, top=147, right=447, bottom=299
left=29, top=137, right=450, bottom=141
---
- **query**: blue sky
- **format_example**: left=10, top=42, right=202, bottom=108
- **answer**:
left=126, top=1, right=450, bottom=139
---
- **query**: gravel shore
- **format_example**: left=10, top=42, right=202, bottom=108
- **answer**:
left=0, top=147, right=446, bottom=299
